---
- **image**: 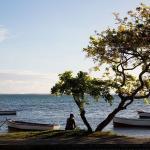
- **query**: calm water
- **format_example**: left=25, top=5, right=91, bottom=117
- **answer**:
left=0, top=94, right=150, bottom=137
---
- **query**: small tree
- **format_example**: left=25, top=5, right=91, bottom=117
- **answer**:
left=83, top=4, right=150, bottom=131
left=51, top=71, right=113, bottom=132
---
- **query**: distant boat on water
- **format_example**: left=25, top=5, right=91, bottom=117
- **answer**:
left=113, top=117, right=150, bottom=128
left=137, top=110, right=150, bottom=119
left=0, top=111, right=16, bottom=115
left=7, top=120, right=60, bottom=131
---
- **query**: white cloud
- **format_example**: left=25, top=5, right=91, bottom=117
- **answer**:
left=0, top=70, right=59, bottom=94
left=0, top=25, right=10, bottom=42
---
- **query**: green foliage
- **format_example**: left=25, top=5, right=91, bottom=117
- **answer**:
left=51, top=71, right=113, bottom=107
left=144, top=98, right=150, bottom=105
left=83, top=3, right=150, bottom=99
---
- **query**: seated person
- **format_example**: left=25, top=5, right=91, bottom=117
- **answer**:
left=65, top=113, right=76, bottom=130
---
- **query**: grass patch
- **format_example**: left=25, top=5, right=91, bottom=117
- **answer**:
left=0, top=130, right=63, bottom=140
left=41, top=129, right=89, bottom=139
left=88, top=131, right=119, bottom=138
left=0, top=130, right=89, bottom=140
left=0, top=130, right=125, bottom=140
left=0, top=131, right=48, bottom=140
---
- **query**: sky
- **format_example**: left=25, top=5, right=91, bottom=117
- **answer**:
left=0, top=0, right=149, bottom=94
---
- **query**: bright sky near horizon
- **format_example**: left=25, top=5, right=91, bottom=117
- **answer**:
left=0, top=0, right=149, bottom=94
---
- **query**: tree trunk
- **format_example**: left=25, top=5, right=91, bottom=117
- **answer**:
left=80, top=109, right=92, bottom=133
left=95, top=97, right=127, bottom=131
left=95, top=107, right=121, bottom=131
left=73, top=95, right=92, bottom=132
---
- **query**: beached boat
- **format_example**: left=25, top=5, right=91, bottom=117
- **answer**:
left=113, top=117, right=150, bottom=128
left=137, top=110, right=150, bottom=119
left=0, top=111, right=16, bottom=115
left=7, top=120, right=60, bottom=131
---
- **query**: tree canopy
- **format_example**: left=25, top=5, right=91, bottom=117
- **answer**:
left=83, top=3, right=150, bottom=131
left=84, top=4, right=150, bottom=97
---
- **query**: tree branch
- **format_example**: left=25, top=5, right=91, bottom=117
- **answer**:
left=132, top=63, right=150, bottom=97
left=123, top=62, right=142, bottom=70
left=123, top=98, right=134, bottom=109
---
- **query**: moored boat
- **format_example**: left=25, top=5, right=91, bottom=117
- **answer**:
left=137, top=110, right=150, bottom=119
left=113, top=117, right=150, bottom=128
left=0, top=111, right=16, bottom=115
left=7, top=120, right=60, bottom=131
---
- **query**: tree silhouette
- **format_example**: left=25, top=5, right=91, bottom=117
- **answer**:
left=83, top=4, right=150, bottom=131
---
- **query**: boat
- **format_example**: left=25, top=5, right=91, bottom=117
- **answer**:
left=113, top=117, right=150, bottom=128
left=0, top=111, right=16, bottom=115
left=137, top=110, right=150, bottom=119
left=7, top=120, right=60, bottom=131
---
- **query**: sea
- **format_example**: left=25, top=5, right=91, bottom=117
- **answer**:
left=0, top=94, right=150, bottom=137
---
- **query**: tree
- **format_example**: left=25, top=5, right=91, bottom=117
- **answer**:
left=83, top=3, right=150, bottom=131
left=51, top=71, right=113, bottom=132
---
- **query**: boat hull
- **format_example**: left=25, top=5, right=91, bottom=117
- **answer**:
left=0, top=111, right=16, bottom=115
left=7, top=120, right=60, bottom=131
left=137, top=111, right=150, bottom=119
left=113, top=117, right=150, bottom=128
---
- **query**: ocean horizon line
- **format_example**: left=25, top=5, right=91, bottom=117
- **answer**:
left=0, top=93, right=50, bottom=95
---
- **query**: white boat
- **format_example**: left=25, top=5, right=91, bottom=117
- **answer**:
left=113, top=117, right=150, bottom=128
left=137, top=110, right=150, bottom=119
left=7, top=120, right=60, bottom=131
left=0, top=111, right=16, bottom=115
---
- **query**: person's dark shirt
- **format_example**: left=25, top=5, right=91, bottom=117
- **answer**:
left=65, top=117, right=76, bottom=130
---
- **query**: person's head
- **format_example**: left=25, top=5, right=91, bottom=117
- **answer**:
left=70, top=113, right=74, bottom=118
